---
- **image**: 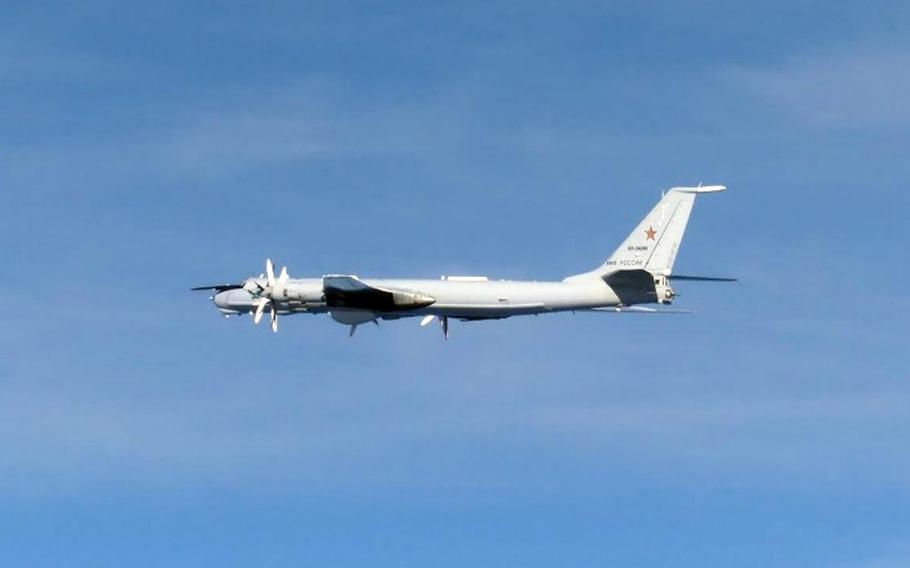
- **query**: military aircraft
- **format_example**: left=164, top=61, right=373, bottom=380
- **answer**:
left=193, top=185, right=734, bottom=338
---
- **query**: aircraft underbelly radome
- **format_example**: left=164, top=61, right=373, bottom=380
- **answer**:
left=194, top=185, right=735, bottom=338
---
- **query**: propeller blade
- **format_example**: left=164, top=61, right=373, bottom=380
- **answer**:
left=440, top=316, right=449, bottom=340
left=266, top=258, right=276, bottom=287
left=270, top=304, right=278, bottom=333
left=278, top=266, right=289, bottom=284
left=420, top=315, right=435, bottom=327
left=253, top=298, right=269, bottom=324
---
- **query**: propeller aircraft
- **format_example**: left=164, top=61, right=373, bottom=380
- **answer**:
left=193, top=185, right=734, bottom=338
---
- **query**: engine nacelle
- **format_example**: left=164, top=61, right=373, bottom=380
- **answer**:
left=389, top=291, right=436, bottom=309
left=275, top=282, right=325, bottom=303
left=330, top=310, right=377, bottom=325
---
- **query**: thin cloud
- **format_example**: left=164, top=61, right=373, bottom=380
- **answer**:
left=836, top=542, right=910, bottom=568
left=729, top=49, right=910, bottom=129
left=1, top=79, right=481, bottom=181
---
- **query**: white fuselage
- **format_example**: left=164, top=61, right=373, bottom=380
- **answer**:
left=214, top=276, right=623, bottom=321
left=365, top=277, right=620, bottom=318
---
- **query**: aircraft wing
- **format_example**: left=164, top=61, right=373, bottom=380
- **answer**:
left=433, top=303, right=546, bottom=320
left=191, top=283, right=245, bottom=292
left=590, top=306, right=694, bottom=314
left=323, top=275, right=398, bottom=310
left=323, top=275, right=435, bottom=311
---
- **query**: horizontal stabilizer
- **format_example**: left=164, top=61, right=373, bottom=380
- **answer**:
left=669, top=275, right=738, bottom=282
left=668, top=185, right=726, bottom=194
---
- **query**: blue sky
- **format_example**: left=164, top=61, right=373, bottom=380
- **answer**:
left=1, top=1, right=909, bottom=566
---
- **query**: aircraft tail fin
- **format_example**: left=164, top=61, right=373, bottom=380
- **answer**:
left=566, top=185, right=725, bottom=281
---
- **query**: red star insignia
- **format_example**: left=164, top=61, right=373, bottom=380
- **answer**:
left=645, top=225, right=657, bottom=240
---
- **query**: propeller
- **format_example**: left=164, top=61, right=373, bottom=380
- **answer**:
left=251, top=258, right=290, bottom=333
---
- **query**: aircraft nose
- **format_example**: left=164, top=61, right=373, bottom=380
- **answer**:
left=213, top=290, right=232, bottom=309
left=212, top=288, right=256, bottom=313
